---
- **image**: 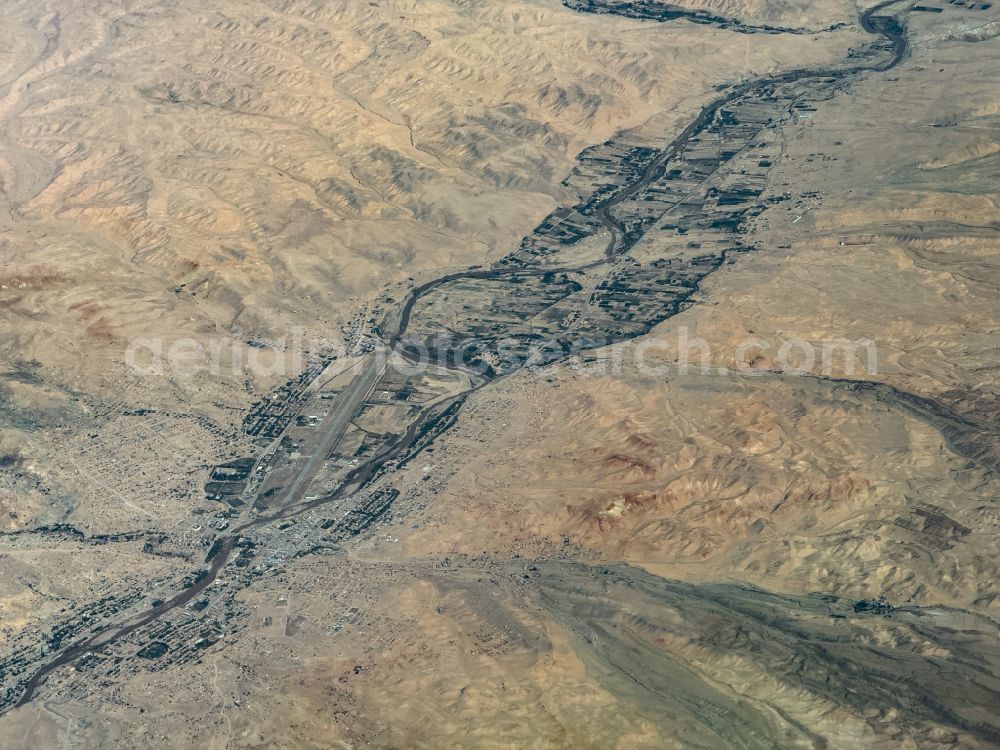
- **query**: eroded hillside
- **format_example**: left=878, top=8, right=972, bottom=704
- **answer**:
left=1, top=1, right=998, bottom=748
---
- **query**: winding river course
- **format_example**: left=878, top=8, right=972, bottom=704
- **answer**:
left=8, top=0, right=912, bottom=711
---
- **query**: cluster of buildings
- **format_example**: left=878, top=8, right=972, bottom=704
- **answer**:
left=396, top=64, right=854, bottom=372
left=241, top=356, right=333, bottom=442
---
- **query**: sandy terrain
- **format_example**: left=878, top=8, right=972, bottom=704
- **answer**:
left=0, top=0, right=854, bottom=390
left=0, top=0, right=854, bottom=536
left=1, top=1, right=999, bottom=748
left=388, top=0, right=1000, bottom=604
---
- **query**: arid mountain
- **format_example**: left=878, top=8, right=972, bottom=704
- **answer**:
left=0, top=0, right=852, bottom=386
left=0, top=0, right=857, bottom=543
left=1, top=1, right=999, bottom=748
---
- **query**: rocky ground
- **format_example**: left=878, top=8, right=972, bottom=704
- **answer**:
left=1, top=0, right=999, bottom=747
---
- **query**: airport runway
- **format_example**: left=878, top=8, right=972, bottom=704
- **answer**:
left=272, top=352, right=386, bottom=509
left=3, top=2, right=913, bottom=712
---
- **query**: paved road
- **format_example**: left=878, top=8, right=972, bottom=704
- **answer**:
left=3, top=2, right=913, bottom=712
